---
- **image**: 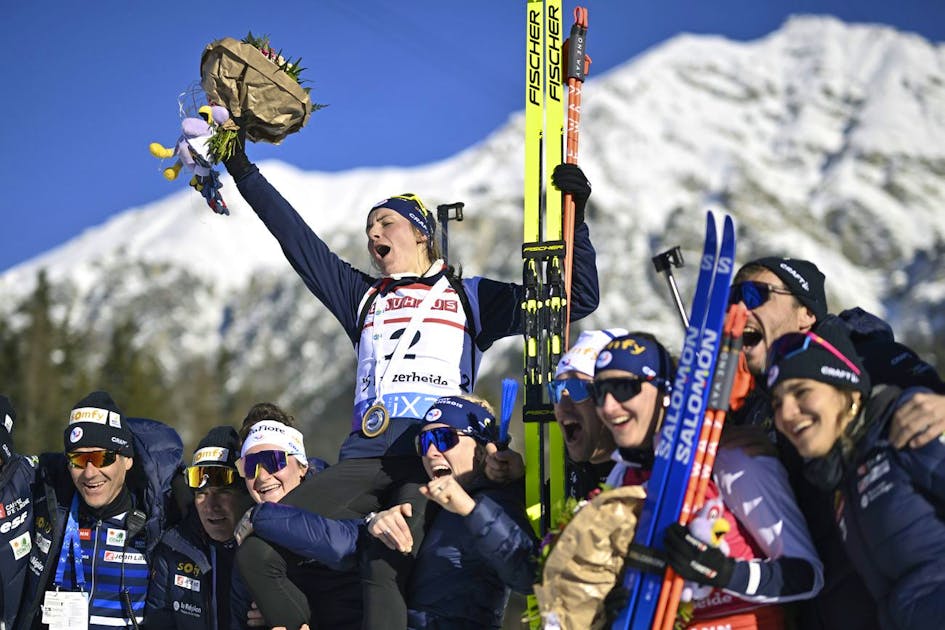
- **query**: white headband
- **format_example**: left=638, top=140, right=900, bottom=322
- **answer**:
left=240, top=420, right=307, bottom=466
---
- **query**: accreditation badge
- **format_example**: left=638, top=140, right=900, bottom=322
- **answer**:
left=361, top=403, right=390, bottom=438
left=42, top=590, right=89, bottom=630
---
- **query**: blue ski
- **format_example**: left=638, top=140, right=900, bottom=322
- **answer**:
left=612, top=212, right=736, bottom=630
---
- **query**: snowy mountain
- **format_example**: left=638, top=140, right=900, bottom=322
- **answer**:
left=3, top=15, right=944, bottom=435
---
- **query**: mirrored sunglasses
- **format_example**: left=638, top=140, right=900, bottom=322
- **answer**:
left=591, top=378, right=646, bottom=406
left=728, top=281, right=793, bottom=310
left=67, top=450, right=119, bottom=469
left=548, top=377, right=592, bottom=404
left=185, top=465, right=237, bottom=489
left=416, top=427, right=464, bottom=456
left=236, top=450, right=298, bottom=480
left=768, top=331, right=862, bottom=376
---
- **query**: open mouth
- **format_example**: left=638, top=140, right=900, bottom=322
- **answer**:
left=431, top=464, right=452, bottom=479
left=562, top=422, right=582, bottom=443
left=742, top=326, right=763, bottom=348
left=376, top=245, right=391, bottom=258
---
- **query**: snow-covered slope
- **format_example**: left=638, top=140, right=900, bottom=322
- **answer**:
left=2, top=15, right=943, bottom=423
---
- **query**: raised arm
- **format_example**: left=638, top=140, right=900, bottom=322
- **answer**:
left=224, top=149, right=375, bottom=340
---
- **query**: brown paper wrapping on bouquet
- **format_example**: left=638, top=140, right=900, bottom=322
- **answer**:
left=533, top=485, right=646, bottom=630
left=201, top=37, right=313, bottom=144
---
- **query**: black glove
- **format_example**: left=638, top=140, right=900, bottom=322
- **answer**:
left=551, top=163, right=591, bottom=225
left=601, top=574, right=630, bottom=626
left=222, top=118, right=254, bottom=182
left=663, top=522, right=734, bottom=589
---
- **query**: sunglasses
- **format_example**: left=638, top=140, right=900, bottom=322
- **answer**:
left=591, top=378, right=647, bottom=406
left=768, top=331, right=862, bottom=376
left=235, top=450, right=300, bottom=480
left=185, top=465, right=237, bottom=489
left=728, top=281, right=793, bottom=310
left=67, top=450, right=119, bottom=469
left=548, top=377, right=592, bottom=404
left=415, top=427, right=468, bottom=456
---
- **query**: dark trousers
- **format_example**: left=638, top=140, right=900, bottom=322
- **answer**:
left=237, top=455, right=429, bottom=630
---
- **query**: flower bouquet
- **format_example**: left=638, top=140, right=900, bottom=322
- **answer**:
left=530, top=485, right=646, bottom=630
left=200, top=32, right=325, bottom=161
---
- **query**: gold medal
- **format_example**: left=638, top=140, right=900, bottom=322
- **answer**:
left=361, top=403, right=390, bottom=438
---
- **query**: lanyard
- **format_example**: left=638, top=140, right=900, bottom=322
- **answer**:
left=54, top=494, right=86, bottom=590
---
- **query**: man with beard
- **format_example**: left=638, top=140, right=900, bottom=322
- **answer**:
left=729, top=256, right=945, bottom=629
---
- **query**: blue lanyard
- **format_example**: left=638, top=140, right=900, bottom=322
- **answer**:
left=54, top=494, right=86, bottom=590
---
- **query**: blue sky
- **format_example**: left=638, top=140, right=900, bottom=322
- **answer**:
left=2, top=0, right=943, bottom=272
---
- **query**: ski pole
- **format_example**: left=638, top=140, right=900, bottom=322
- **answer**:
left=436, top=202, right=464, bottom=264
left=561, top=6, right=590, bottom=350
left=652, top=246, right=689, bottom=331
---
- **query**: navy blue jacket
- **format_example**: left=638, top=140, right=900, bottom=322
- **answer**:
left=731, top=311, right=945, bottom=630
left=834, top=387, right=945, bottom=629
left=250, top=479, right=537, bottom=629
left=0, top=454, right=37, bottom=630
left=229, top=462, right=360, bottom=630
left=16, top=417, right=184, bottom=630
left=835, top=309, right=945, bottom=394
left=233, top=167, right=600, bottom=458
left=146, top=510, right=238, bottom=630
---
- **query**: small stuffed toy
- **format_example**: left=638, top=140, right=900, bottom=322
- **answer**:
left=150, top=105, right=230, bottom=215
left=680, top=497, right=731, bottom=603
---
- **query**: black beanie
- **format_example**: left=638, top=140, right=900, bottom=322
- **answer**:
left=0, top=395, right=15, bottom=462
left=64, top=391, right=134, bottom=457
left=191, top=426, right=241, bottom=469
left=766, top=319, right=870, bottom=396
left=749, top=257, right=827, bottom=321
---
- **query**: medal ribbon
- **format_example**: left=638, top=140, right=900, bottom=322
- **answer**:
left=371, top=277, right=451, bottom=402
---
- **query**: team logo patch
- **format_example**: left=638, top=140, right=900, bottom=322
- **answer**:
left=10, top=531, right=31, bottom=559
left=0, top=511, right=29, bottom=534
left=69, top=407, right=109, bottom=425
left=103, top=550, right=146, bottom=564
left=174, top=574, right=201, bottom=592
left=36, top=533, right=51, bottom=554
left=69, top=427, right=84, bottom=443
left=173, top=601, right=202, bottom=617
left=79, top=528, right=92, bottom=541
left=425, top=408, right=443, bottom=422
left=595, top=350, right=613, bottom=368
left=194, top=447, right=228, bottom=464
left=106, top=528, right=126, bottom=547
